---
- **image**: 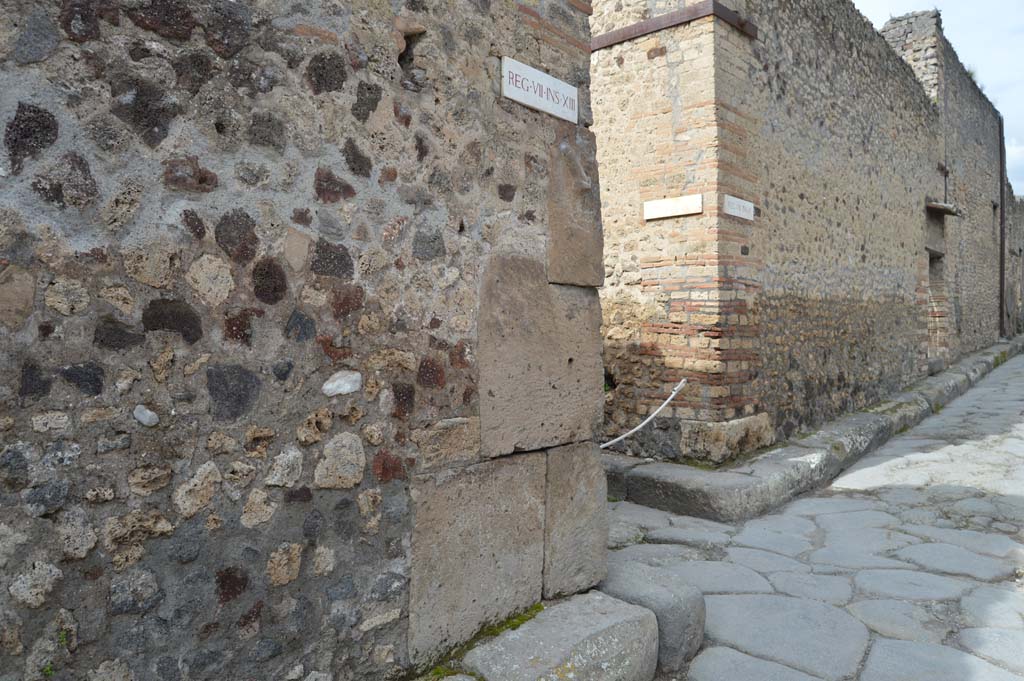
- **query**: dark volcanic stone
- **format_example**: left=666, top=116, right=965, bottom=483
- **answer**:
left=215, top=567, right=248, bottom=604
left=248, top=112, right=286, bottom=152
left=143, top=299, right=203, bottom=344
left=109, top=74, right=181, bottom=147
left=60, top=361, right=105, bottom=396
left=416, top=357, right=446, bottom=389
left=291, top=208, right=312, bottom=226
left=314, top=167, right=354, bottom=203
left=155, top=656, right=182, bottom=681
left=331, top=284, right=364, bottom=318
left=252, top=258, right=287, bottom=304
left=13, top=9, right=60, bottom=65
left=223, top=307, right=263, bottom=346
left=272, top=359, right=293, bottom=381
left=168, top=522, right=202, bottom=563
left=94, top=316, right=146, bottom=350
left=302, top=509, right=323, bottom=540
left=498, top=183, right=517, bottom=201
left=5, top=103, right=59, bottom=175
left=392, top=383, right=414, bottom=419
left=310, top=239, right=353, bottom=279
left=215, top=209, right=259, bottom=264
left=284, top=309, right=315, bottom=342
left=21, top=479, right=70, bottom=517
left=204, top=0, right=253, bottom=58
left=31, top=152, right=99, bottom=208
left=109, top=568, right=163, bottom=615
left=352, top=81, right=383, bottom=123
left=19, top=360, right=53, bottom=401
left=284, top=486, right=312, bottom=503
left=206, top=364, right=260, bottom=420
left=0, top=446, right=31, bottom=491
left=343, top=138, right=371, bottom=177
left=252, top=638, right=282, bottom=662
left=172, top=50, right=217, bottom=94
left=162, top=156, right=218, bottom=192
left=370, top=572, right=406, bottom=601
left=60, top=0, right=104, bottom=43
left=182, top=209, right=206, bottom=239
left=305, top=52, right=347, bottom=94
left=412, top=229, right=445, bottom=261
left=127, top=0, right=195, bottom=41
left=327, top=575, right=356, bottom=602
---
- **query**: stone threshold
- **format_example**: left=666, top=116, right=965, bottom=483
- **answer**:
left=604, top=336, right=1024, bottom=522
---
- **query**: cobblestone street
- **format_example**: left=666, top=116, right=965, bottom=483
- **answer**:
left=610, top=355, right=1024, bottom=681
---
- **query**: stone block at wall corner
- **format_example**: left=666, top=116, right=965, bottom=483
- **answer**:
left=479, top=254, right=603, bottom=458
left=544, top=441, right=608, bottom=598
left=408, top=452, right=546, bottom=664
left=547, top=124, right=604, bottom=288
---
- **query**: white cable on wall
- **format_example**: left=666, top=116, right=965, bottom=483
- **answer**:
left=600, top=378, right=688, bottom=450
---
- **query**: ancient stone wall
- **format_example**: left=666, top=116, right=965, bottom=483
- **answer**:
left=0, top=1, right=604, bottom=679
left=593, top=0, right=1018, bottom=463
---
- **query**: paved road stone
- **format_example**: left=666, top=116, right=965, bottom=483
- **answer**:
left=687, top=647, right=819, bottom=681
left=854, top=569, right=972, bottom=600
left=704, top=594, right=869, bottom=680
left=768, top=572, right=853, bottom=605
left=960, top=587, right=1024, bottom=629
left=959, top=628, right=1024, bottom=674
left=894, top=543, right=1016, bottom=581
left=846, top=599, right=949, bottom=643
left=861, top=638, right=1022, bottom=681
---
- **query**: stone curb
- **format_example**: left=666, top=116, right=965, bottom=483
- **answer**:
left=607, top=336, right=1024, bottom=522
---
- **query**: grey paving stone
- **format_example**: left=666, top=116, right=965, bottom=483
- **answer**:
left=645, top=526, right=732, bottom=549
left=959, top=628, right=1024, bottom=674
left=894, top=543, right=1017, bottom=582
left=660, top=560, right=773, bottom=594
left=687, top=647, right=819, bottom=681
left=704, top=594, right=869, bottom=680
left=899, top=524, right=1024, bottom=559
left=732, top=526, right=812, bottom=557
left=807, top=547, right=915, bottom=570
left=461, top=592, right=658, bottom=681
left=960, top=587, right=1024, bottom=629
left=727, top=547, right=811, bottom=574
left=598, top=561, right=704, bottom=672
left=768, top=572, right=852, bottom=605
left=668, top=515, right=736, bottom=533
left=783, top=497, right=882, bottom=516
left=744, top=514, right=817, bottom=537
left=846, top=599, right=949, bottom=643
left=854, top=570, right=972, bottom=600
left=814, top=510, right=900, bottom=532
left=609, top=543, right=708, bottom=569
left=861, top=638, right=1022, bottom=681
left=822, top=528, right=921, bottom=553
left=608, top=501, right=673, bottom=532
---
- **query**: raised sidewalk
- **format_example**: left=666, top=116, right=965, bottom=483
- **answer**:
left=604, top=336, right=1024, bottom=522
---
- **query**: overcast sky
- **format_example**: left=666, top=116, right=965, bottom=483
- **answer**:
left=851, top=0, right=1024, bottom=193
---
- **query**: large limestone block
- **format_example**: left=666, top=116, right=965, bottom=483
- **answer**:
left=543, top=442, right=607, bottom=598
left=547, top=125, right=603, bottom=287
left=479, top=255, right=603, bottom=458
left=462, top=591, right=658, bottom=681
left=408, top=453, right=546, bottom=664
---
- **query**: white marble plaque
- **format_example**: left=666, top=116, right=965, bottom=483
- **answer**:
left=501, top=57, right=578, bottom=124
left=724, top=195, right=755, bottom=221
left=643, top=194, right=703, bottom=221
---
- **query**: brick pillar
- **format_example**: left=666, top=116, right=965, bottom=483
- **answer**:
left=593, top=3, right=770, bottom=464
